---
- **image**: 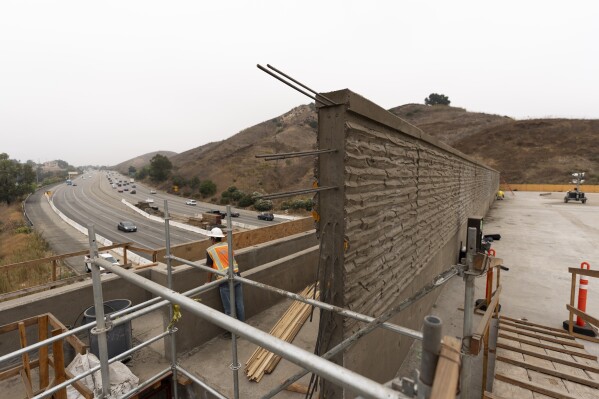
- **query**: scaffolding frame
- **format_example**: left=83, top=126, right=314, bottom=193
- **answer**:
left=0, top=202, right=461, bottom=399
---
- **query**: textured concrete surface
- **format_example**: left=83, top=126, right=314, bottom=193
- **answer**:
left=315, top=89, right=498, bottom=396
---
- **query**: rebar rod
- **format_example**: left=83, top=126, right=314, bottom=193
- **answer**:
left=226, top=206, right=240, bottom=399
left=256, top=149, right=336, bottom=161
left=262, top=268, right=456, bottom=399
left=266, top=64, right=338, bottom=105
left=91, top=257, right=402, bottom=399
left=235, top=276, right=423, bottom=340
left=176, top=366, right=228, bottom=399
left=32, top=331, right=171, bottom=399
left=257, top=64, right=331, bottom=106
left=255, top=186, right=337, bottom=200
left=87, top=225, right=110, bottom=398
left=164, top=200, right=179, bottom=399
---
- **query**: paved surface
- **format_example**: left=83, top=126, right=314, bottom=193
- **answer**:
left=398, top=191, right=599, bottom=396
left=25, top=186, right=89, bottom=270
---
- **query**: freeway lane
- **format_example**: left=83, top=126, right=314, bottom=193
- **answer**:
left=52, top=173, right=203, bottom=250
left=104, top=172, right=282, bottom=227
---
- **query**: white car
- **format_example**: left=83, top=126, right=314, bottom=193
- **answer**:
left=150, top=189, right=156, bottom=194
left=84, top=253, right=119, bottom=273
left=186, top=199, right=197, bottom=206
left=145, top=198, right=154, bottom=203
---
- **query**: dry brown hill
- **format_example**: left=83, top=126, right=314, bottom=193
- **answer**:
left=141, top=102, right=598, bottom=201
left=168, top=104, right=318, bottom=197
left=113, top=150, right=177, bottom=174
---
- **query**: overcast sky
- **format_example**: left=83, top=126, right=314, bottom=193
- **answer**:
left=2, top=1, right=597, bottom=167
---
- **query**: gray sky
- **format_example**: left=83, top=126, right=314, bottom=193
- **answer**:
left=2, top=1, right=597, bottom=166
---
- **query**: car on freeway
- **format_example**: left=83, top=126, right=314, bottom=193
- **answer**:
left=72, top=183, right=77, bottom=186
left=118, top=188, right=123, bottom=193
left=145, top=198, right=154, bottom=203
left=257, top=212, right=274, bottom=221
left=112, top=184, right=116, bottom=188
left=117, top=221, right=137, bottom=232
left=84, top=253, right=119, bottom=273
left=150, top=189, right=156, bottom=194
left=208, top=209, right=240, bottom=218
left=186, top=199, right=197, bottom=206
left=132, top=184, right=136, bottom=188
left=130, top=189, right=136, bottom=194
left=124, top=187, right=129, bottom=191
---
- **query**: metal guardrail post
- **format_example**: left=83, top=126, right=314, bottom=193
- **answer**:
left=226, top=205, right=240, bottom=399
left=460, top=227, right=478, bottom=399
left=87, top=225, right=111, bottom=398
left=164, top=200, right=179, bottom=399
left=418, top=315, right=442, bottom=398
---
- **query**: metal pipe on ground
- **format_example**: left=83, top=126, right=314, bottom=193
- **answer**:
left=176, top=366, right=228, bottom=399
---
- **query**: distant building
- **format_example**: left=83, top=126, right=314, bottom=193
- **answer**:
left=42, top=161, right=64, bottom=172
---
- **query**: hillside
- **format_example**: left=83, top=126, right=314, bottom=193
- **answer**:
left=113, top=150, right=177, bottom=174
left=139, top=102, right=599, bottom=201
left=168, top=104, right=318, bottom=196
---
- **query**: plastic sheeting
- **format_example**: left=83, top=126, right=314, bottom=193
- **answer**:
left=66, top=353, right=139, bottom=398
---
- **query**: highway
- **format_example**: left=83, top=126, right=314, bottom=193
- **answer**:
left=50, top=171, right=280, bottom=252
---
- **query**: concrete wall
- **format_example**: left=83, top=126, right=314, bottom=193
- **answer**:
left=0, top=231, right=318, bottom=367
left=315, top=89, right=499, bottom=397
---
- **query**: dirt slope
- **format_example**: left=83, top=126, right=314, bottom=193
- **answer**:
left=113, top=150, right=177, bottom=174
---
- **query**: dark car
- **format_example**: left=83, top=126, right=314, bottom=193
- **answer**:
left=208, top=210, right=226, bottom=218
left=117, top=221, right=137, bottom=232
left=257, top=212, right=274, bottom=221
left=130, top=189, right=136, bottom=194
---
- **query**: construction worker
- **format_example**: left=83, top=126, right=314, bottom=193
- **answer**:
left=205, top=227, right=245, bottom=337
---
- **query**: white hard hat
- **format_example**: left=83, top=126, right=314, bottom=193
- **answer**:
left=209, top=227, right=225, bottom=238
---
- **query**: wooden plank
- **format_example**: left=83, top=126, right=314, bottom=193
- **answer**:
left=497, top=342, right=599, bottom=374
left=501, top=316, right=568, bottom=334
left=38, top=315, right=49, bottom=389
left=51, top=328, right=67, bottom=399
left=497, top=333, right=597, bottom=360
left=64, top=369, right=94, bottom=399
left=47, top=313, right=87, bottom=354
left=284, top=382, right=309, bottom=394
left=497, top=355, right=599, bottom=389
left=0, top=359, right=40, bottom=380
left=472, top=286, right=502, bottom=354
left=495, top=373, right=577, bottom=399
left=499, top=320, right=575, bottom=340
left=430, top=336, right=461, bottom=399
left=494, top=339, right=534, bottom=398
left=20, top=369, right=35, bottom=399
left=0, top=315, right=40, bottom=334
left=484, top=392, right=511, bottom=399
left=569, top=331, right=599, bottom=344
left=569, top=267, right=599, bottom=279
left=566, top=305, right=599, bottom=328
left=499, top=325, right=584, bottom=349
left=18, top=322, right=31, bottom=381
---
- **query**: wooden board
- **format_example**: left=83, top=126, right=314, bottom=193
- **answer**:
left=493, top=316, right=599, bottom=399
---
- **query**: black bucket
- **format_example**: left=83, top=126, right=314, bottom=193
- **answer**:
left=83, top=299, right=132, bottom=360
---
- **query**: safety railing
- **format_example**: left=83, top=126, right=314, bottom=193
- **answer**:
left=565, top=262, right=599, bottom=343
left=1, top=199, right=467, bottom=399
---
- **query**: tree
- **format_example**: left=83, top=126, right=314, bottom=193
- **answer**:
left=149, top=154, right=172, bottom=182
left=136, top=166, right=149, bottom=180
left=128, top=165, right=137, bottom=176
left=199, top=180, right=217, bottom=197
left=0, top=153, right=36, bottom=204
left=424, top=93, right=451, bottom=106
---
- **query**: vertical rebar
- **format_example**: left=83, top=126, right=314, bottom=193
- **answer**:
left=418, top=315, right=442, bottom=399
left=460, top=227, right=478, bottom=399
left=226, top=205, right=240, bottom=399
left=164, top=200, right=179, bottom=399
left=87, top=225, right=111, bottom=398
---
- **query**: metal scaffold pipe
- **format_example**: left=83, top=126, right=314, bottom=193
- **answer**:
left=90, top=253, right=402, bottom=399
left=163, top=200, right=179, bottom=399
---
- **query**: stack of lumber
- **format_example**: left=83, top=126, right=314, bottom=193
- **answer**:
left=245, top=284, right=320, bottom=382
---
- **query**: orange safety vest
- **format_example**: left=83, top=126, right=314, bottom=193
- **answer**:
left=207, top=242, right=238, bottom=281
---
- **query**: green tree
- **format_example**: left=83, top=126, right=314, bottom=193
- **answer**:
left=424, top=93, right=451, bottom=106
left=128, top=165, right=137, bottom=176
left=0, top=153, right=36, bottom=204
left=136, top=166, right=149, bottom=180
left=238, top=194, right=255, bottom=208
left=190, top=176, right=201, bottom=190
left=199, top=180, right=217, bottom=197
left=149, top=154, right=172, bottom=182
left=254, top=199, right=273, bottom=211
